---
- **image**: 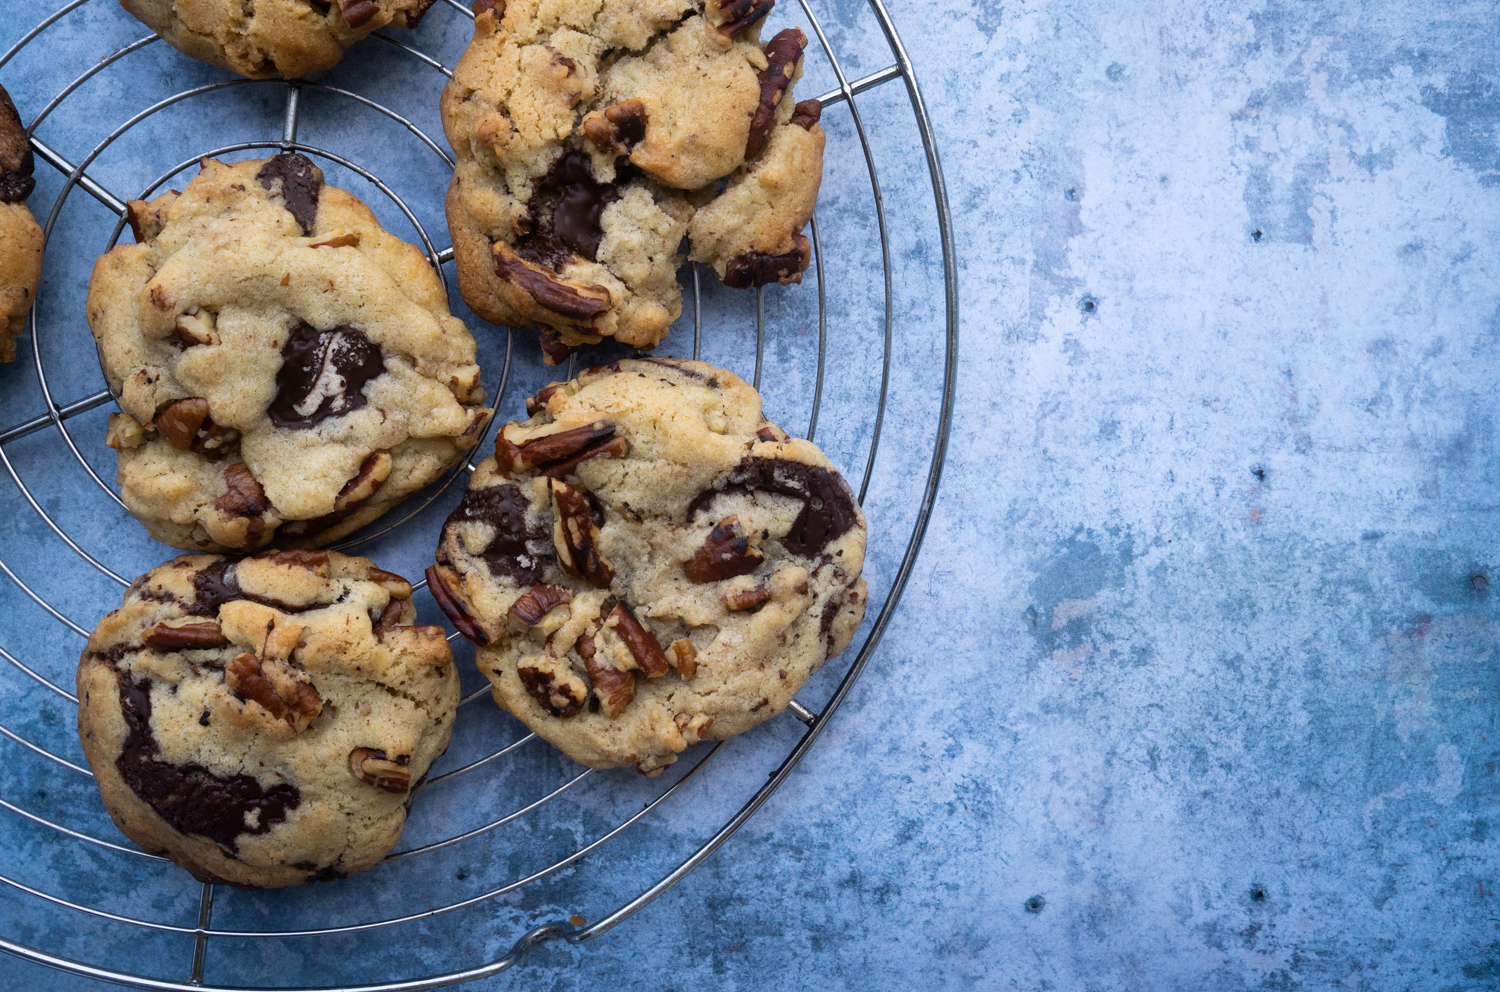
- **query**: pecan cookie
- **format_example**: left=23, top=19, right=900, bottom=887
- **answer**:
left=121, top=0, right=437, bottom=79
left=428, top=358, right=867, bottom=776
left=77, top=551, right=458, bottom=888
left=0, top=84, right=43, bottom=363
left=442, top=0, right=826, bottom=364
left=88, top=153, right=490, bottom=552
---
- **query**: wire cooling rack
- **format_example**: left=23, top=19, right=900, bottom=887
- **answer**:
left=0, top=0, right=957, bottom=987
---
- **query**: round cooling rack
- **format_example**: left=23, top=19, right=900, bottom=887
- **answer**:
left=0, top=0, right=957, bottom=987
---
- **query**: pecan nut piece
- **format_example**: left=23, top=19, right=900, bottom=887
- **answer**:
left=174, top=308, right=218, bottom=347
left=551, top=480, right=614, bottom=588
left=348, top=748, right=412, bottom=794
left=368, top=566, right=413, bottom=600
left=496, top=421, right=617, bottom=475
left=705, top=0, right=776, bottom=39
left=214, top=463, right=270, bottom=548
left=538, top=329, right=575, bottom=368
left=683, top=515, right=763, bottom=583
left=581, top=100, right=648, bottom=153
left=584, top=652, right=636, bottom=716
left=154, top=398, right=210, bottom=452
left=668, top=638, right=697, bottom=679
left=746, top=29, right=807, bottom=160
left=226, top=652, right=322, bottom=729
left=339, top=0, right=381, bottom=27
left=525, top=383, right=567, bottom=417
left=517, top=663, right=588, bottom=717
left=425, top=564, right=489, bottom=646
left=539, top=435, right=628, bottom=481
left=606, top=601, right=670, bottom=677
left=493, top=243, right=611, bottom=322
left=508, top=584, right=572, bottom=626
left=723, top=581, right=773, bottom=612
left=724, top=233, right=812, bottom=289
left=790, top=99, right=823, bottom=131
left=280, top=451, right=392, bottom=538
left=142, top=621, right=229, bottom=650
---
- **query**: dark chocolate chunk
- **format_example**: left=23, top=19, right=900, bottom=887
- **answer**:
left=190, top=558, right=341, bottom=616
left=268, top=323, right=384, bottom=429
left=516, top=151, right=623, bottom=267
left=255, top=153, right=322, bottom=235
left=723, top=234, right=811, bottom=288
left=338, top=0, right=381, bottom=27
left=443, top=483, right=552, bottom=583
left=0, top=84, right=34, bottom=205
left=790, top=99, right=823, bottom=131
left=114, top=673, right=299, bottom=851
left=688, top=456, right=858, bottom=557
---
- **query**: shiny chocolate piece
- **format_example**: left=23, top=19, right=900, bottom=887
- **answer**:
left=441, top=483, right=551, bottom=584
left=723, top=234, right=811, bottom=288
left=688, top=456, right=859, bottom=557
left=114, top=673, right=300, bottom=851
left=255, top=152, right=322, bottom=234
left=268, top=323, right=384, bottom=429
left=516, top=151, right=623, bottom=267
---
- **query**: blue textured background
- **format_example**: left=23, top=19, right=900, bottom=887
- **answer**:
left=1, top=0, right=1498, bottom=988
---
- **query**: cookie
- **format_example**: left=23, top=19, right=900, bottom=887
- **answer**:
left=427, top=358, right=867, bottom=776
left=442, top=0, right=826, bottom=364
left=0, top=84, right=43, bottom=364
left=89, top=153, right=491, bottom=553
left=121, top=0, right=437, bottom=79
left=77, top=550, right=458, bottom=888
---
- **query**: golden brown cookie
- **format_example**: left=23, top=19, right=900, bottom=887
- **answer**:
left=88, top=153, right=491, bottom=553
left=442, top=0, right=826, bottom=364
left=429, top=358, right=867, bottom=776
left=77, top=551, right=458, bottom=889
left=0, top=83, right=43, bottom=363
left=121, top=0, right=437, bottom=79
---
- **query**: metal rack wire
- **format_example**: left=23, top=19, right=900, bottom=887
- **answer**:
left=0, top=0, right=958, bottom=987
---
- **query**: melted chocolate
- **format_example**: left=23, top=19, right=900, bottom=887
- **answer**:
left=516, top=152, right=623, bottom=268
left=723, top=240, right=808, bottom=288
left=255, top=153, right=322, bottom=234
left=268, top=323, right=384, bottom=429
left=687, top=457, right=858, bottom=557
left=444, top=484, right=552, bottom=583
left=114, top=673, right=299, bottom=851
left=190, top=559, right=341, bottom=616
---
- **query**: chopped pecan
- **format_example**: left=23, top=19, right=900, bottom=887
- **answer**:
left=668, top=638, right=697, bottom=679
left=226, top=652, right=322, bottom=729
left=551, top=480, right=614, bottom=588
left=538, top=329, right=574, bottom=367
left=174, top=308, right=217, bottom=347
left=674, top=712, right=714, bottom=743
left=517, top=664, right=588, bottom=717
left=684, top=515, right=763, bottom=583
left=723, top=234, right=812, bottom=289
left=472, top=0, right=504, bottom=18
left=105, top=413, right=149, bottom=450
left=214, top=463, right=269, bottom=546
left=723, top=582, right=772, bottom=612
left=306, top=229, right=359, bottom=249
left=606, top=602, right=670, bottom=677
left=425, top=565, right=489, bottom=646
left=508, top=584, right=571, bottom=626
left=756, top=421, right=789, bottom=442
left=368, top=566, right=412, bottom=599
left=496, top=421, right=616, bottom=475
left=125, top=193, right=177, bottom=244
left=584, top=653, right=636, bottom=716
left=526, top=383, right=565, bottom=417
left=348, top=748, right=411, bottom=794
left=142, top=621, right=229, bottom=650
left=279, top=452, right=391, bottom=538
left=254, top=549, right=330, bottom=575
left=373, top=598, right=409, bottom=631
left=790, top=99, right=823, bottom=130
left=706, top=0, right=776, bottom=38
left=582, top=100, right=648, bottom=153
left=494, top=243, right=611, bottom=321
left=154, top=398, right=210, bottom=452
left=746, top=29, right=807, bottom=159
left=539, top=435, right=628, bottom=481
left=339, top=0, right=381, bottom=28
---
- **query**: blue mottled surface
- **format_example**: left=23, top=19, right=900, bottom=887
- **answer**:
left=1, top=0, right=1498, bottom=988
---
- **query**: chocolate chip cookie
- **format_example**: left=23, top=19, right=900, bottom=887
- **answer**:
left=442, top=0, right=826, bottom=364
left=89, top=153, right=491, bottom=553
left=121, top=0, right=437, bottom=79
left=0, top=84, right=43, bottom=363
left=428, top=358, right=867, bottom=776
left=77, top=551, right=457, bottom=888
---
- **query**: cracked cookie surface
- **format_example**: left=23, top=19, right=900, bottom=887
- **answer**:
left=77, top=550, right=458, bottom=889
left=442, top=0, right=825, bottom=364
left=89, top=153, right=491, bottom=553
left=0, top=83, right=43, bottom=364
left=429, top=358, right=867, bottom=776
left=121, top=0, right=438, bottom=79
